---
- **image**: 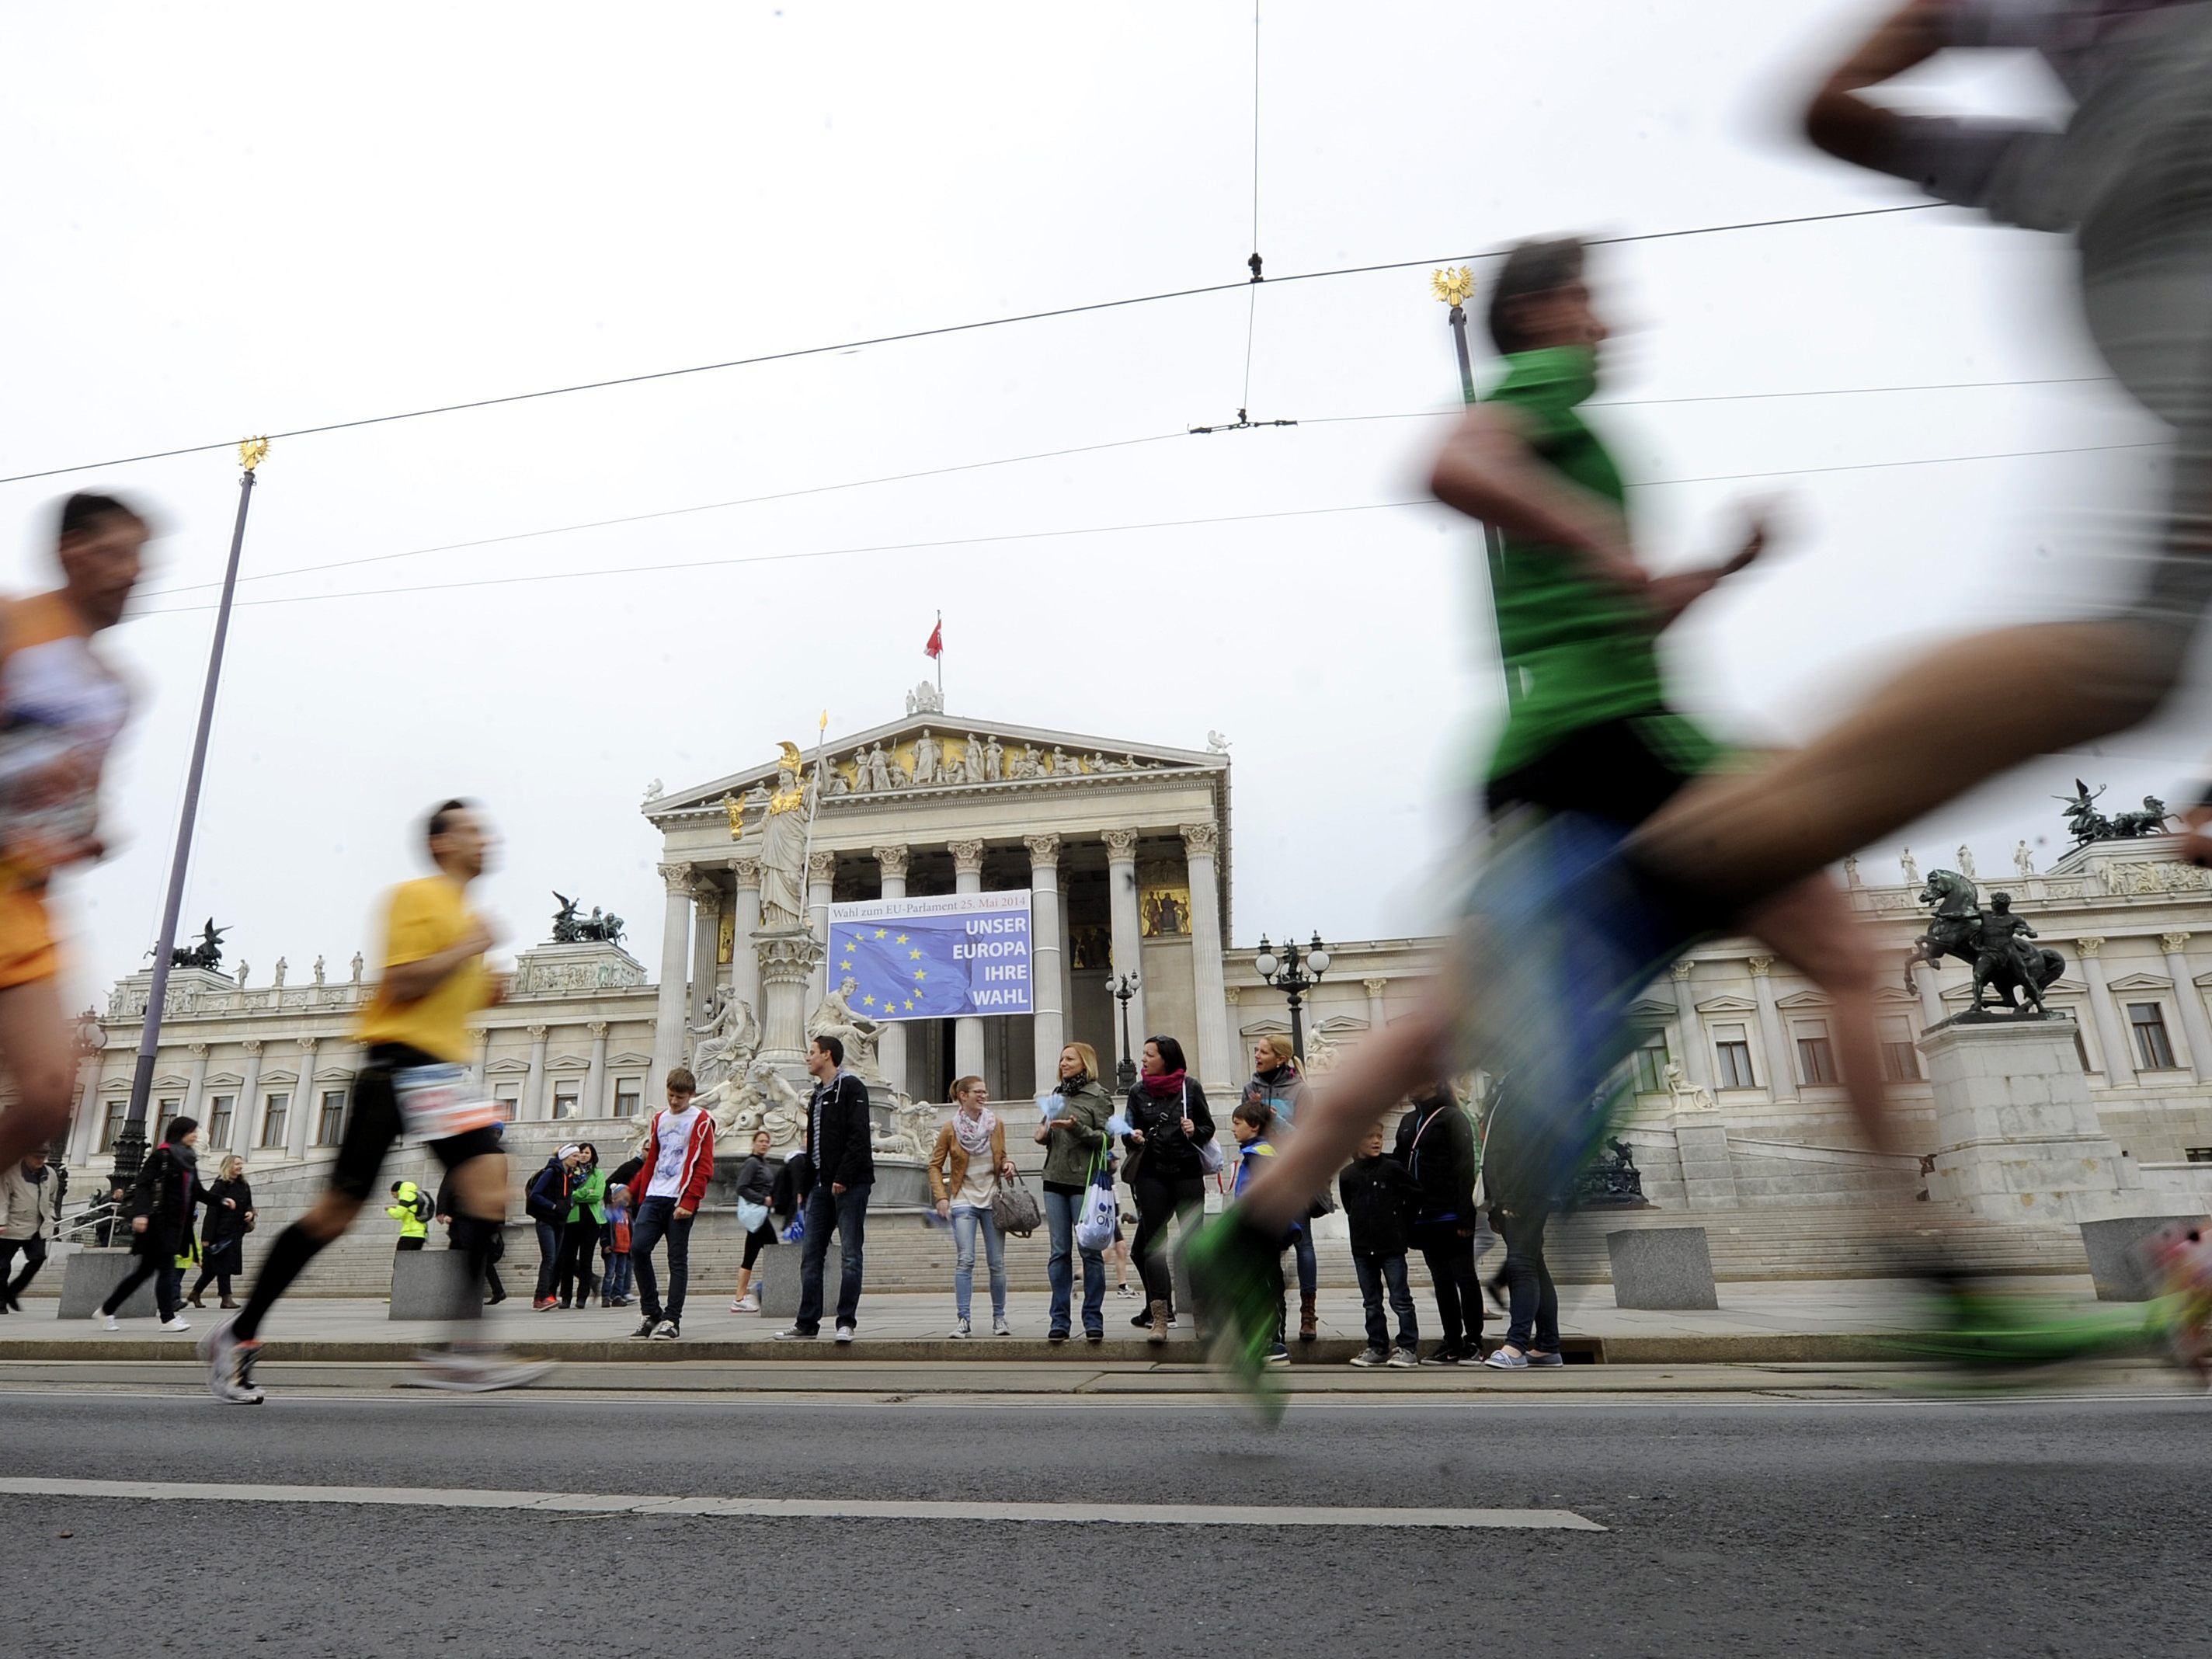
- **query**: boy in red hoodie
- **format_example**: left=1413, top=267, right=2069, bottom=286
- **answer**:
left=626, top=1067, right=714, bottom=1341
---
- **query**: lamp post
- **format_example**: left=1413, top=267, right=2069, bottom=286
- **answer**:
left=1254, top=932, right=1331, bottom=1065
left=1111, top=972, right=1141, bottom=1091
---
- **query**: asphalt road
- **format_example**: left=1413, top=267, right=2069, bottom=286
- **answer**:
left=4, top=1379, right=2207, bottom=1657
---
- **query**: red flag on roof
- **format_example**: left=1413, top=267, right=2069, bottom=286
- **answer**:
left=924, top=617, right=943, bottom=659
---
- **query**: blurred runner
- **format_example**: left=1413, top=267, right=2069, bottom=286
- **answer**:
left=0, top=494, right=148, bottom=1175
left=202, top=800, right=549, bottom=1402
left=1197, top=0, right=2212, bottom=1397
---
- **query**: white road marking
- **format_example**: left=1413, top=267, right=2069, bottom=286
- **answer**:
left=0, top=1476, right=1602, bottom=1530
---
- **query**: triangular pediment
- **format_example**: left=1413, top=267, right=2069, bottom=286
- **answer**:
left=1695, top=995, right=1756, bottom=1016
left=607, top=1051, right=654, bottom=1069
left=485, top=1058, right=531, bottom=1076
left=2106, top=972, right=2174, bottom=993
left=547, top=1054, right=591, bottom=1073
left=649, top=714, right=1226, bottom=819
left=1626, top=996, right=1677, bottom=1021
left=1776, top=989, right=1832, bottom=1010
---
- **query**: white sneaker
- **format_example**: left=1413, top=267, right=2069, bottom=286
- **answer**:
left=162, top=1315, right=192, bottom=1333
left=949, top=1318, right=972, bottom=1338
left=650, top=1320, right=680, bottom=1341
left=993, top=1313, right=1011, bottom=1337
left=736, top=1293, right=761, bottom=1314
left=102, top=1312, right=118, bottom=1330
left=409, top=1351, right=557, bottom=1393
left=835, top=1324, right=856, bottom=1344
left=198, top=1319, right=264, bottom=1406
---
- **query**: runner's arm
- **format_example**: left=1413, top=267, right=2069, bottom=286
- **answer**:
left=1429, top=404, right=1645, bottom=593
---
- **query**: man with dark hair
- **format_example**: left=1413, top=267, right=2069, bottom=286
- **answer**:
left=625, top=1066, right=713, bottom=1341
left=776, top=1033, right=873, bottom=1343
left=0, top=493, right=149, bottom=1174
left=203, top=800, right=548, bottom=1401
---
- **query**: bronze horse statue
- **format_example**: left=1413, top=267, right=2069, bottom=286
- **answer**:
left=1908, top=870, right=2064, bottom=1014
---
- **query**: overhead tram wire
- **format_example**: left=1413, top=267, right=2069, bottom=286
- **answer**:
left=1242, top=1, right=1264, bottom=412
left=140, top=372, right=2140, bottom=599
left=126, top=436, right=2163, bottom=620
left=0, top=201, right=1947, bottom=489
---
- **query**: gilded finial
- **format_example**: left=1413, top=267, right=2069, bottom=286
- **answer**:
left=238, top=436, right=271, bottom=472
left=1430, top=266, right=1476, bottom=308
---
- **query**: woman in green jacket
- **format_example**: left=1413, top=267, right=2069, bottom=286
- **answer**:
left=557, top=1143, right=608, bottom=1309
left=1036, top=1042, right=1114, bottom=1344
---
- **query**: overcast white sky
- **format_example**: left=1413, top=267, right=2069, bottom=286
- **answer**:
left=1, top=2, right=2200, bottom=1009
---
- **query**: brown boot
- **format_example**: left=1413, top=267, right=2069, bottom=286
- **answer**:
left=1299, top=1293, right=1318, bottom=1343
left=219, top=1297, right=239, bottom=1309
left=1147, top=1299, right=1170, bottom=1345
left=186, top=1293, right=205, bottom=1309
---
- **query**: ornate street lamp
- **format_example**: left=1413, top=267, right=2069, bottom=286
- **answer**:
left=1254, top=932, right=1330, bottom=1066
left=1111, top=972, right=1141, bottom=1091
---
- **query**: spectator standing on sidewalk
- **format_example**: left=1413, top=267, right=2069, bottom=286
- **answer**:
left=1337, top=1123, right=1421, bottom=1368
left=728, top=1129, right=776, bottom=1313
left=1037, top=1042, right=1113, bottom=1344
left=525, top=1145, right=579, bottom=1310
left=1123, top=1035, right=1216, bottom=1345
left=930, top=1075, right=1017, bottom=1338
left=602, top=1179, right=634, bottom=1309
left=1228, top=1098, right=1296, bottom=1366
left=0, top=1148, right=65, bottom=1311
left=777, top=1035, right=872, bottom=1344
left=628, top=1069, right=714, bottom=1341
left=186, top=1154, right=252, bottom=1309
left=386, top=1179, right=431, bottom=1251
left=1395, top=1083, right=1483, bottom=1365
left=556, top=1142, right=605, bottom=1309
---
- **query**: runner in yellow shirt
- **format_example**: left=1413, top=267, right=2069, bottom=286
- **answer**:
left=0, top=494, right=148, bottom=1175
left=203, top=800, right=550, bottom=1400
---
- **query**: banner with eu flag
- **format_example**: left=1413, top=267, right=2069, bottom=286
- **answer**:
left=825, top=890, right=1032, bottom=1023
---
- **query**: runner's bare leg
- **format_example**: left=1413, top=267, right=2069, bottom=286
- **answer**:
left=0, top=977, right=83, bottom=1171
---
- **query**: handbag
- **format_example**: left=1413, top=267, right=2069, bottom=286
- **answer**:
left=735, top=1197, right=770, bottom=1235
left=990, top=1174, right=1042, bottom=1239
left=1074, top=1140, right=1117, bottom=1254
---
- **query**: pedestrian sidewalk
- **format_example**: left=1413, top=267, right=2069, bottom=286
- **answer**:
left=0, top=1275, right=2102, bottom=1365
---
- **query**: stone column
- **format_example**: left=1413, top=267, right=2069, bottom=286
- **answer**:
left=1181, top=824, right=1233, bottom=1093
left=1748, top=957, right=1797, bottom=1103
left=756, top=931, right=821, bottom=1068
left=728, top=857, right=764, bottom=1024
left=2077, top=937, right=2137, bottom=1085
left=951, top=839, right=986, bottom=1081
left=1668, top=962, right=1711, bottom=1090
left=1024, top=835, right=1064, bottom=1090
left=1914, top=956, right=1946, bottom=1029
left=286, top=1038, right=319, bottom=1159
left=69, top=1049, right=106, bottom=1166
left=586, top=1021, right=610, bottom=1115
left=182, top=1042, right=210, bottom=1126
left=2160, top=933, right=2212, bottom=1083
left=688, top=875, right=722, bottom=1024
left=1363, top=977, right=1390, bottom=1038
left=652, top=862, right=694, bottom=1097
left=806, top=850, right=837, bottom=1010
left=524, top=1024, right=550, bottom=1118
left=873, top=846, right=911, bottom=1097
left=237, top=1041, right=263, bottom=1155
left=1104, top=828, right=1148, bottom=1073
left=475, top=1028, right=494, bottom=1094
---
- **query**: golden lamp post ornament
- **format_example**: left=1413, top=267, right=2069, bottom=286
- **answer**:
left=238, top=436, right=271, bottom=473
left=1431, top=266, right=1480, bottom=403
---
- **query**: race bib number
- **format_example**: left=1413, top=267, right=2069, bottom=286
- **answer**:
left=391, top=1062, right=499, bottom=1144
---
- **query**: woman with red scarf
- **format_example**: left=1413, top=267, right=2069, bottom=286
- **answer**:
left=1121, top=1035, right=1216, bottom=1344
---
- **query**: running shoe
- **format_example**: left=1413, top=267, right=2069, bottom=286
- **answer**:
left=1897, top=1278, right=2165, bottom=1376
left=1418, top=1345, right=1463, bottom=1366
left=101, top=1313, right=118, bottom=1330
left=629, top=1316, right=657, bottom=1339
left=835, top=1324, right=856, bottom=1344
left=949, top=1317, right=972, bottom=1338
left=1181, top=1211, right=1292, bottom=1421
left=409, top=1350, right=556, bottom=1393
left=774, top=1326, right=817, bottom=1341
left=198, top=1318, right=263, bottom=1406
left=993, top=1313, right=1011, bottom=1337
left=650, top=1320, right=680, bottom=1341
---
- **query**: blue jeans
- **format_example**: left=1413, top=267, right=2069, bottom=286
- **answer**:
left=1292, top=1226, right=1318, bottom=1299
left=602, top=1250, right=633, bottom=1301
left=950, top=1204, right=1006, bottom=1322
left=1352, top=1251, right=1418, bottom=1353
left=798, top=1182, right=870, bottom=1333
left=1500, top=1204, right=1559, bottom=1353
left=533, top=1219, right=562, bottom=1302
left=630, top=1195, right=694, bottom=1324
left=1042, top=1187, right=1106, bottom=1337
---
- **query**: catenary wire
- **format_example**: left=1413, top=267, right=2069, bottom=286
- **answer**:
left=0, top=201, right=1946, bottom=489
left=142, top=373, right=2135, bottom=599
left=127, top=436, right=2164, bottom=619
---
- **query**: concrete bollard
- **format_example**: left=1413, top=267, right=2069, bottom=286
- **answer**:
left=1605, top=1226, right=1720, bottom=1311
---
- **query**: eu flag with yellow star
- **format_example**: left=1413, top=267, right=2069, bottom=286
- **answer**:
left=826, top=891, right=1033, bottom=1021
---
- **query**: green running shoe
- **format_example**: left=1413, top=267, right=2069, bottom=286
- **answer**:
left=1184, top=1210, right=1289, bottom=1425
left=1895, top=1282, right=2170, bottom=1375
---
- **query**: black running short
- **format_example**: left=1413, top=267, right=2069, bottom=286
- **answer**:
left=1484, top=711, right=1706, bottom=828
left=329, top=1042, right=506, bottom=1202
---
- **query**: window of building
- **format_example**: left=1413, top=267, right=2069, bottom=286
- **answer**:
left=2186, top=1147, right=2212, bottom=1164
left=1629, top=1030, right=1669, bottom=1095
left=552, top=1079, right=581, bottom=1119
left=153, top=1097, right=181, bottom=1146
left=259, top=1093, right=290, bottom=1149
left=1713, top=1024, right=1756, bottom=1090
left=317, top=1090, right=348, bottom=1146
left=1878, top=1017, right=1922, bottom=1084
left=1793, top=1021, right=1839, bottom=1088
left=99, top=1100, right=127, bottom=1153
left=2130, top=1002, right=2179, bottom=1070
left=492, top=1084, right=520, bottom=1123
left=207, top=1094, right=235, bottom=1149
left=614, top=1078, right=642, bottom=1117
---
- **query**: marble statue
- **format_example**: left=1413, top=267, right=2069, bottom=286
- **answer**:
left=1842, top=855, right=1861, bottom=889
left=688, top=991, right=760, bottom=1090
left=1207, top=730, right=1231, bottom=754
left=1899, top=847, right=1919, bottom=887
left=912, top=729, right=942, bottom=787
left=739, top=743, right=815, bottom=931
left=642, top=778, right=664, bottom=805
left=2014, top=840, right=2036, bottom=878
left=237, top=959, right=249, bottom=989
left=984, top=735, right=1003, bottom=781
left=872, top=1097, right=942, bottom=1160
left=965, top=733, right=986, bottom=782
left=906, top=680, right=944, bottom=717
left=312, top=955, right=325, bottom=987
left=1088, top=753, right=1114, bottom=773
left=695, top=1059, right=805, bottom=1152
left=1911, top=869, right=2065, bottom=1015
left=273, top=957, right=288, bottom=989
left=868, top=743, right=892, bottom=793
left=1956, top=845, right=1977, bottom=879
left=807, top=975, right=882, bottom=1076
left=1049, top=746, right=1068, bottom=774
left=943, top=752, right=966, bottom=787
left=1664, top=1062, right=1715, bottom=1112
